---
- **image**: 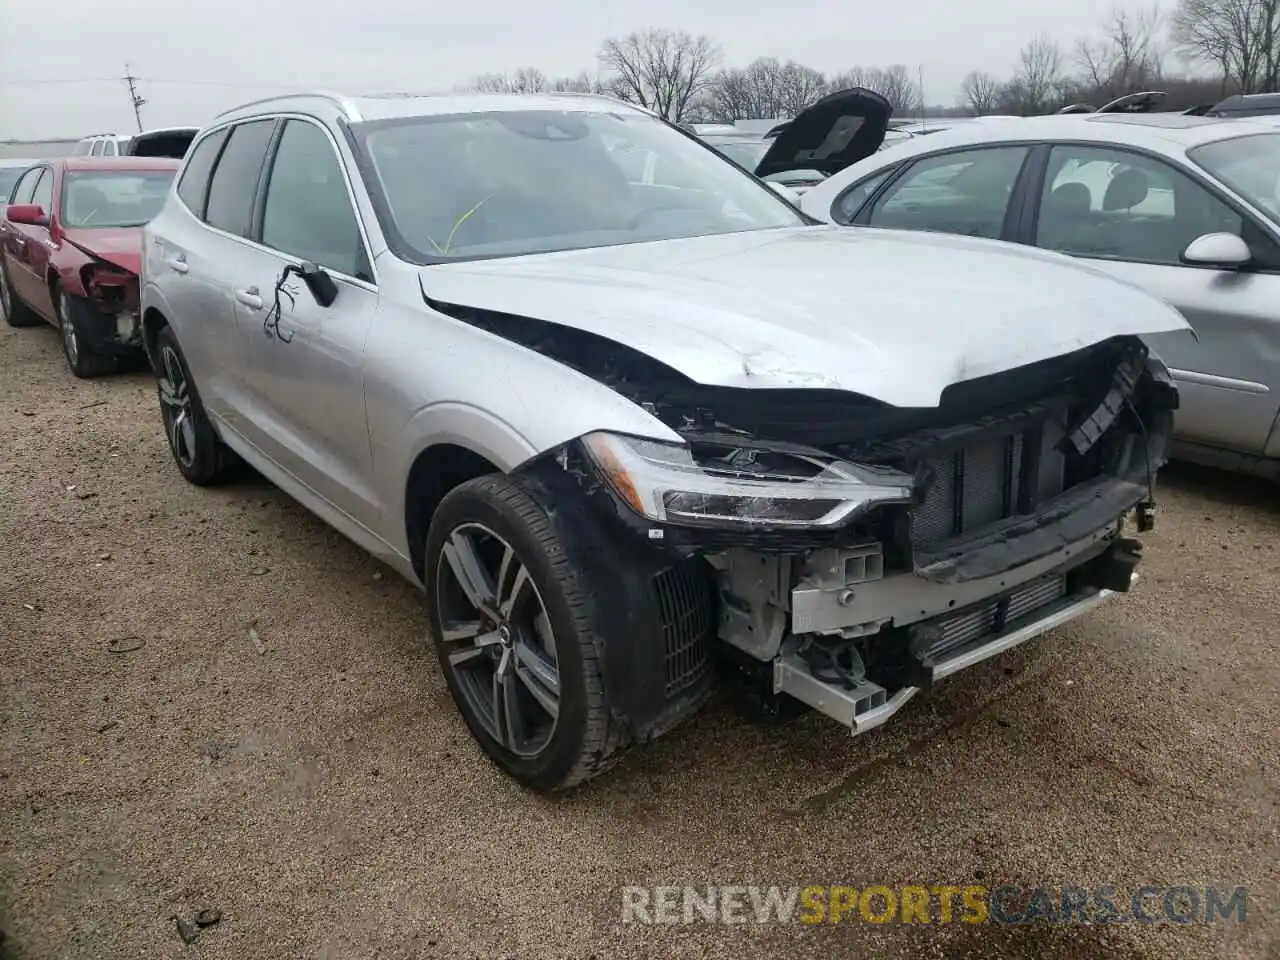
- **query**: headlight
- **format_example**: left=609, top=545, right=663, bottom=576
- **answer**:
left=581, top=431, right=915, bottom=530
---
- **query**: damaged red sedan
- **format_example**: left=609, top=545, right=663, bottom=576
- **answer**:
left=1, top=157, right=179, bottom=377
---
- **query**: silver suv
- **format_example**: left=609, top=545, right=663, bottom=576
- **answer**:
left=142, top=92, right=1188, bottom=791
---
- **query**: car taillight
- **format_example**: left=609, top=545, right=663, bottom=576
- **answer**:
left=80, top=263, right=135, bottom=304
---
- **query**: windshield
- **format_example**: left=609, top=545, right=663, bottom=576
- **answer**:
left=355, top=110, right=804, bottom=262
left=706, top=139, right=770, bottom=171
left=61, top=170, right=176, bottom=228
left=1189, top=133, right=1280, bottom=222
left=0, top=167, right=28, bottom=200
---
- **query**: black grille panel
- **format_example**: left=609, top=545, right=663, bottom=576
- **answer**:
left=651, top=563, right=715, bottom=700
left=911, top=431, right=1030, bottom=546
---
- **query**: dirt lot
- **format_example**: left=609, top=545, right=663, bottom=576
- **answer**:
left=1, top=319, right=1277, bottom=960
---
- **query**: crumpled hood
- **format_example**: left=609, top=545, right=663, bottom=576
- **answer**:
left=61, top=227, right=144, bottom=275
left=420, top=225, right=1191, bottom=408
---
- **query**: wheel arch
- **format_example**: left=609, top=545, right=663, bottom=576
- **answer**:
left=404, top=443, right=503, bottom=581
left=141, top=306, right=169, bottom=370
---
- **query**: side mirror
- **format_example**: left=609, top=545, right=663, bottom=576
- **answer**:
left=295, top=261, right=339, bottom=308
left=767, top=181, right=800, bottom=204
left=6, top=204, right=48, bottom=227
left=1181, top=232, right=1252, bottom=269
left=282, top=259, right=337, bottom=308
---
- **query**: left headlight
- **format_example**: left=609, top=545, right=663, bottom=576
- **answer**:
left=580, top=431, right=915, bottom=530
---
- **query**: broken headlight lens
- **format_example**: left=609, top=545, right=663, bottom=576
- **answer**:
left=581, top=431, right=915, bottom=529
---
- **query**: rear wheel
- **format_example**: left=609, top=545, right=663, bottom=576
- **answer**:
left=55, top=286, right=116, bottom=378
left=154, top=324, right=237, bottom=486
left=0, top=264, right=41, bottom=328
left=424, top=474, right=623, bottom=792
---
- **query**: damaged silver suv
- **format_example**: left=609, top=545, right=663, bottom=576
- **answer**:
left=141, top=91, right=1188, bottom=791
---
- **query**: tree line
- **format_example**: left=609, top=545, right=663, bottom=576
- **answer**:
left=465, top=1, right=1278, bottom=122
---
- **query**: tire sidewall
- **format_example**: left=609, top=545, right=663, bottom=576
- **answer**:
left=154, top=325, right=221, bottom=484
left=424, top=477, right=594, bottom=791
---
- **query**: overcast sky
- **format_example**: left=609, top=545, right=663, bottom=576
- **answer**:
left=2, top=0, right=1155, bottom=139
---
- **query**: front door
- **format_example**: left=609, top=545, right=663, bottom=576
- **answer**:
left=1030, top=144, right=1280, bottom=455
left=229, top=117, right=381, bottom=530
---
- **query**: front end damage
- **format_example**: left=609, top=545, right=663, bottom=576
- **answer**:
left=64, top=245, right=144, bottom=356
left=515, top=324, right=1178, bottom=737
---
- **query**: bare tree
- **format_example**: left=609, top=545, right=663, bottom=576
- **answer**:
left=776, top=61, right=829, bottom=116
left=1076, top=6, right=1165, bottom=100
left=959, top=70, right=1003, bottom=114
left=598, top=29, right=721, bottom=121
left=1172, top=0, right=1279, bottom=92
left=1006, top=35, right=1064, bottom=113
left=829, top=65, right=920, bottom=112
left=468, top=67, right=549, bottom=94
left=549, top=72, right=607, bottom=94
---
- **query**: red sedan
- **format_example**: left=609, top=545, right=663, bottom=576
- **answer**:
left=1, top=156, right=180, bottom=377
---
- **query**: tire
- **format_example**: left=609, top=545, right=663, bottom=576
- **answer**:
left=424, top=473, right=623, bottom=792
left=153, top=324, right=237, bottom=486
left=0, top=263, right=41, bottom=328
left=54, top=285, right=117, bottom=378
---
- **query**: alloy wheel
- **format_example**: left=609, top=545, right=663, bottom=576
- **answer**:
left=157, top=344, right=196, bottom=469
left=59, top=292, right=79, bottom=366
left=435, top=522, right=561, bottom=758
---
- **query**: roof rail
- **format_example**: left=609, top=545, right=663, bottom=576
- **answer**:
left=214, top=90, right=361, bottom=120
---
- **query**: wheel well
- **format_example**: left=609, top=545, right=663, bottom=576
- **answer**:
left=405, top=444, right=501, bottom=579
left=141, top=307, right=168, bottom=370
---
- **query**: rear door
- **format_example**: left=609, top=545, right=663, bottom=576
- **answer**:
left=1026, top=143, right=1280, bottom=455
left=228, top=117, right=380, bottom=528
left=151, top=120, right=276, bottom=424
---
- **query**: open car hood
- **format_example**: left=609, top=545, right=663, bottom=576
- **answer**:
left=420, top=226, right=1191, bottom=409
left=754, top=87, right=892, bottom=179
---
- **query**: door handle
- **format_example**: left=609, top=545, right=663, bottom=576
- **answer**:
left=165, top=254, right=188, bottom=274
left=235, top=287, right=263, bottom=310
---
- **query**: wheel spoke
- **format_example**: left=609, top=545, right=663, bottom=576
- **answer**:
left=499, top=559, right=531, bottom=619
left=493, top=649, right=526, bottom=750
left=162, top=348, right=185, bottom=396
left=447, top=644, right=489, bottom=669
left=442, top=531, right=499, bottom=620
left=513, top=640, right=559, bottom=719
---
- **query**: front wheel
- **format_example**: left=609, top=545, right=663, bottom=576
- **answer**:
left=55, top=286, right=116, bottom=378
left=424, top=474, right=623, bottom=792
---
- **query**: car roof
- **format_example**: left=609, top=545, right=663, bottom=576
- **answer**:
left=865, top=112, right=1280, bottom=159
left=58, top=157, right=183, bottom=172
left=133, top=126, right=200, bottom=136
left=216, top=90, right=650, bottom=124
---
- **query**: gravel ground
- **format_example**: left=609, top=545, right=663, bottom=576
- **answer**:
left=1, top=319, right=1277, bottom=960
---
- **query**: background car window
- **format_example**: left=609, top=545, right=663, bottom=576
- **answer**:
left=62, top=171, right=176, bottom=228
left=104, top=140, right=117, bottom=157
left=1037, top=146, right=1251, bottom=265
left=204, top=120, right=276, bottom=238
left=833, top=168, right=894, bottom=223
left=89, top=140, right=104, bottom=157
left=73, top=140, right=93, bottom=157
left=30, top=170, right=53, bottom=213
left=177, top=128, right=231, bottom=219
left=8, top=168, right=41, bottom=204
left=261, top=120, right=367, bottom=278
left=865, top=146, right=1029, bottom=239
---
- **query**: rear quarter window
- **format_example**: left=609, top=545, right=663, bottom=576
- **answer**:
left=176, top=128, right=231, bottom=219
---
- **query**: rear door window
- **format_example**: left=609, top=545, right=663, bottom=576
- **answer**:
left=30, top=169, right=53, bottom=213
left=9, top=167, right=42, bottom=204
left=204, top=120, right=276, bottom=238
left=864, top=146, right=1030, bottom=240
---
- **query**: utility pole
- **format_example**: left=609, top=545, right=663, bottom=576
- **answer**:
left=123, top=64, right=145, bottom=132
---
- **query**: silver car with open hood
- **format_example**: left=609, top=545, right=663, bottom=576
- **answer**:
left=140, top=91, right=1188, bottom=791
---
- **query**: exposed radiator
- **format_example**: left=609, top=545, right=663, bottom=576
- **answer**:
left=917, top=573, right=1069, bottom=663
